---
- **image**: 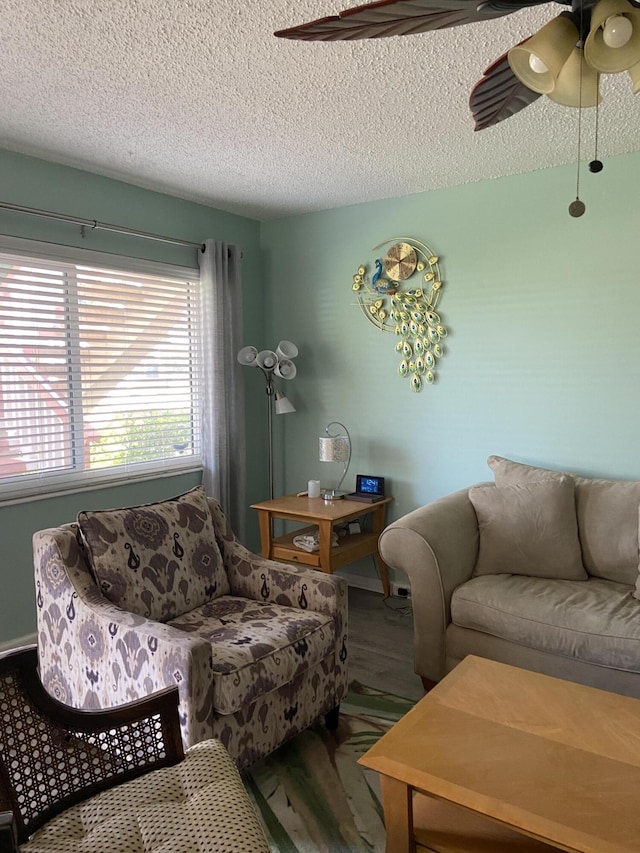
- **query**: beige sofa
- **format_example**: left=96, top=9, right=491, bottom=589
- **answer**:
left=379, top=456, right=640, bottom=697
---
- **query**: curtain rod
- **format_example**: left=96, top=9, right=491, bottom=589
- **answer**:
left=0, top=201, right=205, bottom=252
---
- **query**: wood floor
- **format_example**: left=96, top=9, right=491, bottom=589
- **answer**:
left=347, top=586, right=424, bottom=702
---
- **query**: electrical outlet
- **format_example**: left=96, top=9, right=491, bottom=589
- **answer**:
left=397, top=587, right=409, bottom=598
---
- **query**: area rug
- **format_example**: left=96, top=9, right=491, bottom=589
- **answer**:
left=243, top=682, right=415, bottom=852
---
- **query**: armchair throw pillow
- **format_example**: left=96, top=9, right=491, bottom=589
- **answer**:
left=77, top=486, right=229, bottom=622
left=469, top=477, right=587, bottom=580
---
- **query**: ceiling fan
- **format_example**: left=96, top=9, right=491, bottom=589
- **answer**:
left=275, top=0, right=640, bottom=130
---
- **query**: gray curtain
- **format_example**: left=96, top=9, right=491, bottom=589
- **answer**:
left=199, top=240, right=246, bottom=538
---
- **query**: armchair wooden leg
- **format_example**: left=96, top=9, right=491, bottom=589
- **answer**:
left=325, top=705, right=340, bottom=731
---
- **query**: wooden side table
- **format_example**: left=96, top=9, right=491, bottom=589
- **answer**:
left=250, top=495, right=393, bottom=598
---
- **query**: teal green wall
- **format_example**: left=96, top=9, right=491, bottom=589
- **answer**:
left=3, top=145, right=640, bottom=640
left=261, top=152, right=640, bottom=585
left=0, top=148, right=265, bottom=643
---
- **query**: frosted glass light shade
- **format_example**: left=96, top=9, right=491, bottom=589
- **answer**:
left=237, top=345, right=258, bottom=366
left=274, top=359, right=297, bottom=379
left=256, top=350, right=278, bottom=370
left=548, top=49, right=602, bottom=106
left=276, top=340, right=298, bottom=360
left=274, top=391, right=296, bottom=414
left=508, top=16, right=579, bottom=93
left=585, top=0, right=640, bottom=72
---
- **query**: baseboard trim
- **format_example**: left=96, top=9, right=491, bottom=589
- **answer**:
left=339, top=571, right=410, bottom=598
left=0, top=632, right=37, bottom=653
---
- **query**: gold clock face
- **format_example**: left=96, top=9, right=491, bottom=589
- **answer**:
left=384, top=242, right=418, bottom=282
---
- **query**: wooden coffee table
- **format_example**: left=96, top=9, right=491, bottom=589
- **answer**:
left=359, top=655, right=640, bottom=852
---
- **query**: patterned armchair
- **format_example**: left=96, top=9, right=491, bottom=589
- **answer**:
left=34, top=486, right=348, bottom=769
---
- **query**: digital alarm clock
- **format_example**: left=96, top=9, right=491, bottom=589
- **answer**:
left=347, top=475, right=385, bottom=502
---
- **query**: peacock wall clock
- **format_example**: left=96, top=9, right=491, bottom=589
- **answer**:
left=351, top=237, right=447, bottom=393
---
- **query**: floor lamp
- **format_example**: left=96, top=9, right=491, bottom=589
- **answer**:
left=237, top=341, right=297, bottom=499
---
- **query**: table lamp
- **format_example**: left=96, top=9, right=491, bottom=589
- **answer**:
left=319, top=421, right=351, bottom=500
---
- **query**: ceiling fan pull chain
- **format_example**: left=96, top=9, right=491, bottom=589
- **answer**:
left=590, top=100, right=604, bottom=172
left=569, top=11, right=586, bottom=218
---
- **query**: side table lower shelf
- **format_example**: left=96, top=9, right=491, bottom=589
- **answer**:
left=271, top=527, right=383, bottom=571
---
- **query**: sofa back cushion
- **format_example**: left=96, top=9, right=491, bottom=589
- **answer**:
left=469, top=477, right=587, bottom=580
left=575, top=478, right=640, bottom=586
left=488, top=455, right=640, bottom=586
left=77, top=486, right=229, bottom=622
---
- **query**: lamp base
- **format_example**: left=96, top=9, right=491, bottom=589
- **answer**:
left=322, top=489, right=347, bottom=501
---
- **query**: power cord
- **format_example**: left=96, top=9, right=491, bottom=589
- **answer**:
left=370, top=556, right=412, bottom=617
left=383, top=596, right=412, bottom=617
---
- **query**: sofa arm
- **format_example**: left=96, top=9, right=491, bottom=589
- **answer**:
left=378, top=487, right=480, bottom=682
left=33, top=526, right=214, bottom=749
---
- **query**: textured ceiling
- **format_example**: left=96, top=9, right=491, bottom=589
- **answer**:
left=1, top=0, right=639, bottom=221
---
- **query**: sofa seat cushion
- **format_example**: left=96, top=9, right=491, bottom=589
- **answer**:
left=77, top=487, right=229, bottom=623
left=451, top=575, right=640, bottom=673
left=21, top=739, right=269, bottom=853
left=167, top=596, right=335, bottom=715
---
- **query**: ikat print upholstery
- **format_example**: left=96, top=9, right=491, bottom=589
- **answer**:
left=34, top=491, right=348, bottom=769
left=21, top=740, right=271, bottom=853
left=167, top=597, right=335, bottom=715
left=77, top=486, right=229, bottom=622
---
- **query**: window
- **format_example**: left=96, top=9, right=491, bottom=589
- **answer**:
left=0, top=239, right=202, bottom=500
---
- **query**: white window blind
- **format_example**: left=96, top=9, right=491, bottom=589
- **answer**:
left=0, top=241, right=202, bottom=500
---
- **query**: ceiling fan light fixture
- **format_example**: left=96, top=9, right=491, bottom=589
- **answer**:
left=547, top=48, right=602, bottom=106
left=585, top=0, right=640, bottom=72
left=508, top=15, right=579, bottom=94
left=628, top=57, right=640, bottom=90
left=277, top=0, right=640, bottom=132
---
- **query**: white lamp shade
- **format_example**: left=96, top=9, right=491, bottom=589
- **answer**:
left=256, top=349, right=278, bottom=370
left=276, top=340, right=298, bottom=360
left=274, top=359, right=297, bottom=380
left=547, top=49, right=602, bottom=106
left=319, top=435, right=350, bottom=463
left=237, top=345, right=258, bottom=366
left=585, top=0, right=640, bottom=72
left=508, top=16, right=579, bottom=93
left=274, top=392, right=296, bottom=414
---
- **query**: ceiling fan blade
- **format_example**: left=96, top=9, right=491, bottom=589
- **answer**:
left=469, top=49, right=542, bottom=130
left=275, top=0, right=551, bottom=41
